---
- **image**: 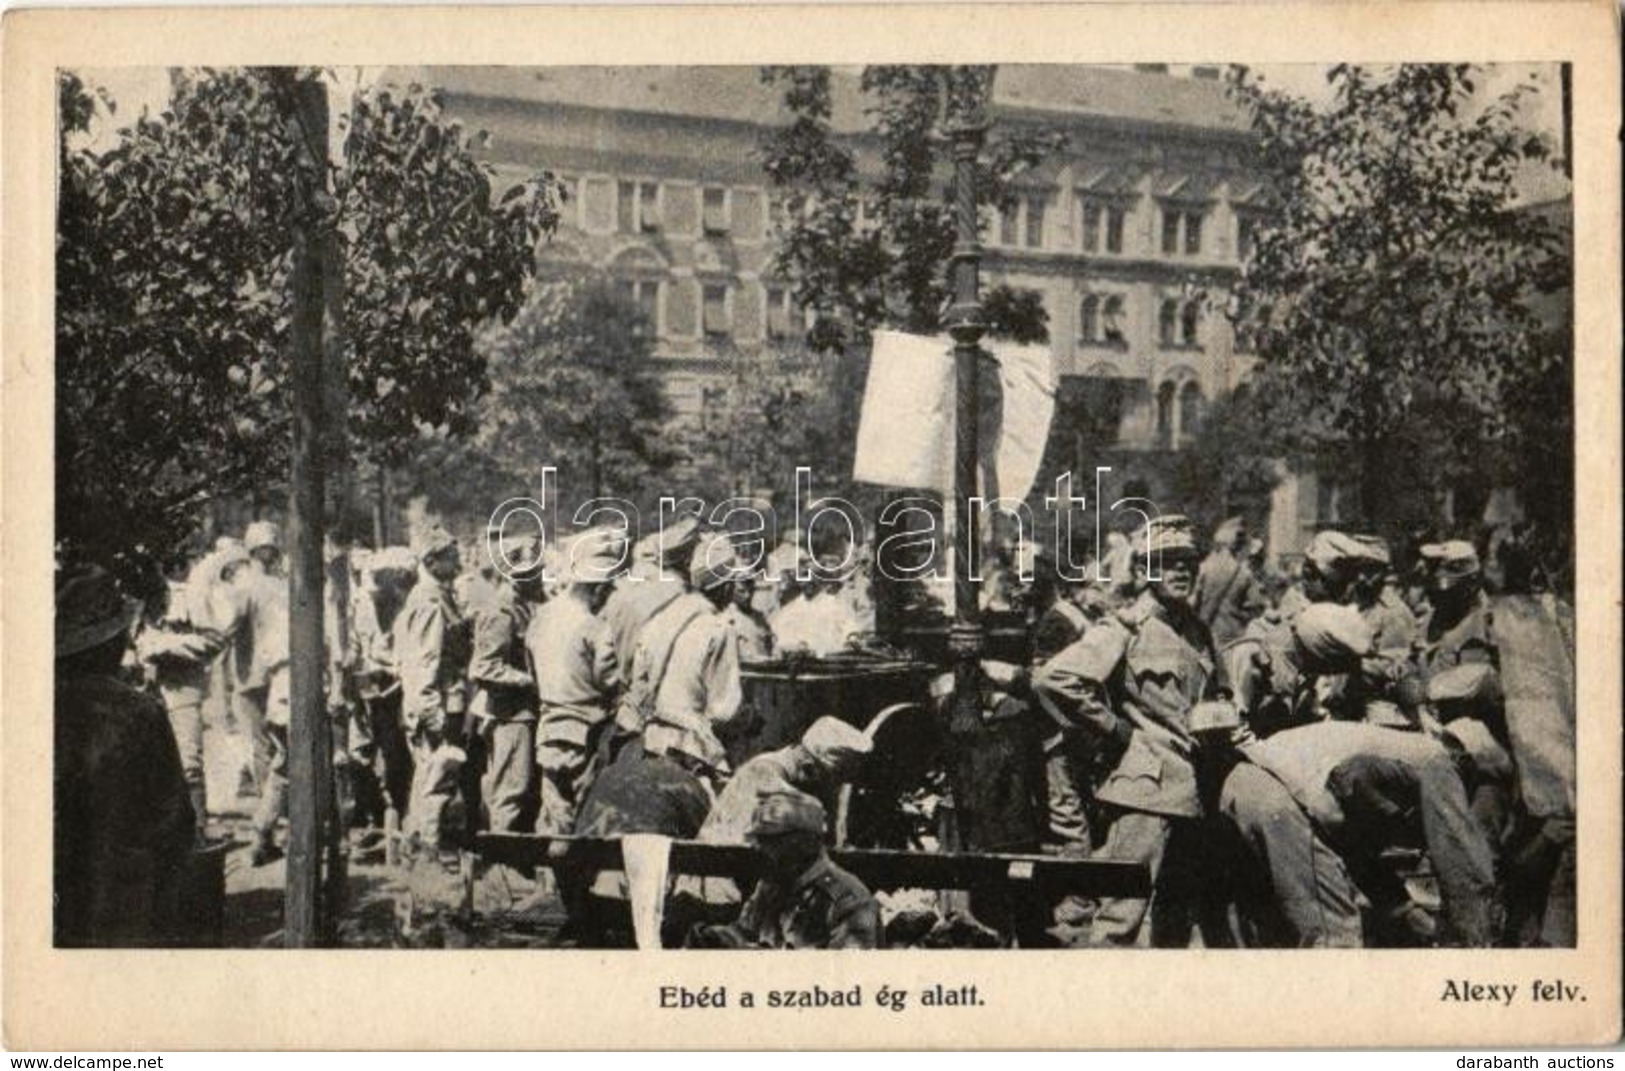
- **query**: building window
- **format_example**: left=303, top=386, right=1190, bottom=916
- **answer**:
left=1101, top=296, right=1125, bottom=344
left=998, top=201, right=1021, bottom=247
left=1079, top=293, right=1126, bottom=346
left=766, top=285, right=800, bottom=341
left=618, top=180, right=661, bottom=234
left=1079, top=197, right=1127, bottom=255
left=1158, top=299, right=1179, bottom=348
left=614, top=279, right=661, bottom=337
left=997, top=193, right=1047, bottom=249
left=702, top=284, right=731, bottom=340
left=703, top=186, right=730, bottom=236
left=1161, top=207, right=1205, bottom=256
left=1024, top=194, right=1046, bottom=248
left=1079, top=295, right=1100, bottom=343
left=1181, top=302, right=1202, bottom=347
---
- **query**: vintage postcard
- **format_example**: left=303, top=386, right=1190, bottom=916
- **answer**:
left=3, top=1, right=1620, bottom=1051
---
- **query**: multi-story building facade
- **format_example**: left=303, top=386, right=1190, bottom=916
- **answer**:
left=407, top=63, right=1262, bottom=438
left=398, top=64, right=1305, bottom=544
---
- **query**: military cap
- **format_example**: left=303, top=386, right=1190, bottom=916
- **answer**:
left=413, top=525, right=458, bottom=562
left=244, top=520, right=281, bottom=553
left=635, top=515, right=703, bottom=570
left=801, top=716, right=873, bottom=773
left=1133, top=514, right=1200, bottom=560
left=1350, top=534, right=1393, bottom=567
left=56, top=563, right=142, bottom=659
left=1290, top=602, right=1375, bottom=673
left=747, top=790, right=828, bottom=840
left=369, top=546, right=419, bottom=577
left=690, top=531, right=751, bottom=592
left=1304, top=530, right=1386, bottom=573
left=1426, top=662, right=1502, bottom=711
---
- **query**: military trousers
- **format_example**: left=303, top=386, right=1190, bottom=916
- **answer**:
left=1219, top=762, right=1362, bottom=947
left=406, top=721, right=465, bottom=852
left=234, top=686, right=271, bottom=793
left=165, top=700, right=208, bottom=837
left=1327, top=749, right=1499, bottom=947
left=1042, top=736, right=1094, bottom=857
left=476, top=717, right=536, bottom=834
left=253, top=721, right=290, bottom=839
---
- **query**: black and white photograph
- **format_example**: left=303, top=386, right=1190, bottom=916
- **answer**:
left=6, top=1, right=1620, bottom=1052
left=49, top=57, right=1581, bottom=953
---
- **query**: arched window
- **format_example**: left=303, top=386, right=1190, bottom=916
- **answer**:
left=1102, top=296, right=1125, bottom=345
left=1178, top=380, right=1205, bottom=442
left=1078, top=295, right=1100, bottom=343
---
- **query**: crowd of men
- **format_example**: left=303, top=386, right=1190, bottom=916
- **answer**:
left=54, top=504, right=1575, bottom=951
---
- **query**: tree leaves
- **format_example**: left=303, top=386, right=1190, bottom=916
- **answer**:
left=57, top=69, right=562, bottom=575
left=1224, top=64, right=1569, bottom=532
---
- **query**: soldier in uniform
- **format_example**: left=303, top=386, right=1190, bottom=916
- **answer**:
left=1034, top=515, right=1219, bottom=947
left=348, top=547, right=417, bottom=837
left=467, top=535, right=545, bottom=835
left=392, top=527, right=471, bottom=861
left=681, top=716, right=872, bottom=910
left=601, top=516, right=700, bottom=689
left=633, top=531, right=753, bottom=787
left=527, top=527, right=623, bottom=835
left=689, top=791, right=881, bottom=950
left=1193, top=516, right=1263, bottom=649
left=222, top=520, right=289, bottom=799
left=136, top=556, right=236, bottom=839
left=55, top=564, right=196, bottom=947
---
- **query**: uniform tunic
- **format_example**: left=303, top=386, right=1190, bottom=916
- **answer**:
left=707, top=855, right=880, bottom=950
left=642, top=595, right=746, bottom=773
left=468, top=583, right=538, bottom=833
left=1034, top=591, right=1216, bottom=946
left=526, top=594, right=619, bottom=834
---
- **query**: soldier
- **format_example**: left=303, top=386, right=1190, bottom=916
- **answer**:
left=348, top=547, right=417, bottom=836
left=135, top=562, right=234, bottom=840
left=222, top=520, right=289, bottom=799
left=467, top=535, right=545, bottom=835
left=689, top=791, right=881, bottom=950
left=527, top=528, right=623, bottom=835
left=682, top=716, right=872, bottom=909
left=55, top=564, right=196, bottom=947
left=601, top=515, right=700, bottom=687
left=724, top=573, right=775, bottom=661
left=392, top=527, right=471, bottom=861
left=1193, top=516, right=1264, bottom=648
left=769, top=554, right=859, bottom=657
left=633, top=531, right=753, bottom=787
left=1034, top=515, right=1218, bottom=947
left=1213, top=603, right=1378, bottom=946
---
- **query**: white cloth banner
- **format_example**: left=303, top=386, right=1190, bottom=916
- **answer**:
left=852, top=330, right=1056, bottom=503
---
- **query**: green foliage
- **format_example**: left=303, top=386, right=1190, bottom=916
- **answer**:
left=759, top=64, right=1063, bottom=351
left=471, top=275, right=678, bottom=509
left=1225, top=64, right=1570, bottom=533
left=55, top=68, right=561, bottom=575
left=752, top=65, right=1061, bottom=496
